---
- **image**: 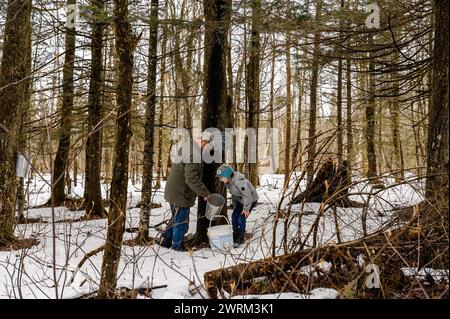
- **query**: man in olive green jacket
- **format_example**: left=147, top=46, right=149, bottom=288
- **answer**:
left=161, top=136, right=211, bottom=251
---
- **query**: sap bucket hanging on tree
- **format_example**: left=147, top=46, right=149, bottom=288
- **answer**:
left=205, top=193, right=225, bottom=220
left=16, top=152, right=32, bottom=178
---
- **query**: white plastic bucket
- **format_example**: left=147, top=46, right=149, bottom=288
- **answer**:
left=205, top=193, right=225, bottom=220
left=16, top=152, right=31, bottom=178
left=207, top=215, right=233, bottom=250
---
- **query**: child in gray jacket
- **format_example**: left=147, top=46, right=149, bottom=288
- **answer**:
left=216, top=164, right=258, bottom=245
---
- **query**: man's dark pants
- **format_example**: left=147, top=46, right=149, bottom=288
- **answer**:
left=161, top=204, right=190, bottom=250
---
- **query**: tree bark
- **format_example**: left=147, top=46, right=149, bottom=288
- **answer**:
left=16, top=6, right=33, bottom=222
left=98, top=0, right=136, bottom=298
left=284, top=29, right=292, bottom=187
left=306, top=0, right=322, bottom=187
left=156, top=23, right=168, bottom=190
left=366, top=36, right=378, bottom=179
left=136, top=0, right=159, bottom=243
left=293, top=47, right=305, bottom=169
left=84, top=0, right=107, bottom=218
left=246, top=0, right=261, bottom=187
left=0, top=0, right=32, bottom=243
left=390, top=51, right=404, bottom=182
left=193, top=0, right=231, bottom=245
left=234, top=60, right=245, bottom=170
left=336, top=1, right=344, bottom=168
left=346, top=59, right=353, bottom=166
left=51, top=0, right=77, bottom=205
left=426, top=0, right=449, bottom=207
left=268, top=41, right=277, bottom=173
left=337, top=58, right=343, bottom=167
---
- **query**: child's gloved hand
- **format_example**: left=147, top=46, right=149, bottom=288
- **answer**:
left=242, top=210, right=250, bottom=218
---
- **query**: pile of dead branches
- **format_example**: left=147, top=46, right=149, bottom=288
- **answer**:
left=204, top=206, right=448, bottom=299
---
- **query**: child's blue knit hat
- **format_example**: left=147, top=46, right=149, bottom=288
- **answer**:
left=216, top=164, right=234, bottom=179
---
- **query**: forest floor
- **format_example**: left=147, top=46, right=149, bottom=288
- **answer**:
left=0, top=172, right=441, bottom=299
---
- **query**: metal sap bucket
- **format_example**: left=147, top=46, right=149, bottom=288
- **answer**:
left=16, top=152, right=31, bottom=178
left=205, top=193, right=225, bottom=220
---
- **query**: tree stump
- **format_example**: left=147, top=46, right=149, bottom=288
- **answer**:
left=291, top=159, right=353, bottom=206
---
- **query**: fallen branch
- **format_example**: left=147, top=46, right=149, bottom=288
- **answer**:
left=75, top=285, right=168, bottom=299
left=204, top=225, right=425, bottom=299
left=67, top=245, right=105, bottom=286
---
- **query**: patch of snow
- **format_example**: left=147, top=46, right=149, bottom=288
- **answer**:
left=0, top=173, right=427, bottom=299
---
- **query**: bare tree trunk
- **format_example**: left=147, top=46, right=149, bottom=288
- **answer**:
left=268, top=41, right=277, bottom=173
left=335, top=0, right=346, bottom=169
left=172, top=2, right=197, bottom=134
left=390, top=51, right=404, bottom=181
left=98, top=0, right=136, bottom=298
left=234, top=60, right=244, bottom=170
left=337, top=58, right=343, bottom=167
left=284, top=30, right=292, bottom=187
left=226, top=28, right=236, bottom=167
left=377, top=102, right=383, bottom=175
left=137, top=0, right=159, bottom=243
left=307, top=0, right=322, bottom=187
left=51, top=0, right=77, bottom=205
left=366, top=36, right=378, bottom=179
left=240, top=3, right=248, bottom=175
left=346, top=59, right=353, bottom=166
left=131, top=144, right=136, bottom=185
left=84, top=0, right=107, bottom=218
left=226, top=29, right=234, bottom=131
left=17, top=8, right=33, bottom=222
left=0, top=0, right=32, bottom=243
left=426, top=0, right=449, bottom=207
left=246, top=0, right=261, bottom=187
left=417, top=98, right=427, bottom=172
left=156, top=24, right=168, bottom=190
left=73, top=156, right=78, bottom=187
left=293, top=47, right=305, bottom=169
left=193, top=0, right=230, bottom=245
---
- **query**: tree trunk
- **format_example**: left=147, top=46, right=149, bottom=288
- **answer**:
left=226, top=29, right=234, bottom=131
left=366, top=36, right=378, bottom=179
left=346, top=59, right=353, bottom=166
left=98, top=0, right=136, bottom=298
left=193, top=0, right=230, bottom=245
left=16, top=7, right=33, bottom=222
left=156, top=24, right=168, bottom=190
left=234, top=59, right=244, bottom=170
left=377, top=102, right=383, bottom=175
left=73, top=156, right=78, bottom=187
left=84, top=0, right=107, bottom=218
left=390, top=52, right=404, bottom=182
left=306, top=0, right=322, bottom=187
left=246, top=0, right=261, bottom=187
left=0, top=0, right=32, bottom=243
left=336, top=0, right=344, bottom=169
left=226, top=29, right=235, bottom=165
left=51, top=0, right=77, bottom=205
left=284, top=30, right=292, bottom=187
left=293, top=47, right=305, bottom=169
left=136, top=0, right=159, bottom=243
left=268, top=41, right=277, bottom=173
left=426, top=0, right=449, bottom=207
left=337, top=58, right=343, bottom=167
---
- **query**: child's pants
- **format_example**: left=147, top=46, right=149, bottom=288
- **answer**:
left=231, top=201, right=257, bottom=232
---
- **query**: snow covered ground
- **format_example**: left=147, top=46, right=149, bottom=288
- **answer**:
left=0, top=173, right=425, bottom=299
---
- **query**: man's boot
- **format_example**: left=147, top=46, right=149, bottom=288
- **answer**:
left=233, top=229, right=238, bottom=243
